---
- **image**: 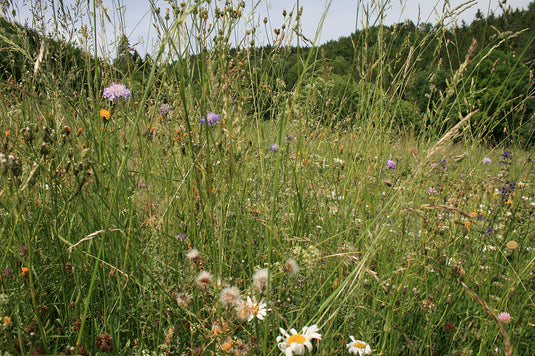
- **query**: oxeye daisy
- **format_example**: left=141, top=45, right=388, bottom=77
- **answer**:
left=276, top=324, right=321, bottom=355
left=236, top=296, right=268, bottom=322
left=346, top=336, right=371, bottom=355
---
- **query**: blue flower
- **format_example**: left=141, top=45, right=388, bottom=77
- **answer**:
left=200, top=112, right=221, bottom=126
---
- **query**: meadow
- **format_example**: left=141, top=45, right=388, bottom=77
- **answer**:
left=0, top=0, right=534, bottom=355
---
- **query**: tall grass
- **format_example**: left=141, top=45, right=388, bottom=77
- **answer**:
left=0, top=0, right=534, bottom=355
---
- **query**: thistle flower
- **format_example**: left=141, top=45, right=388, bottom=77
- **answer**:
left=283, top=258, right=299, bottom=276
left=252, top=268, right=269, bottom=294
left=346, top=336, right=371, bottom=355
left=176, top=292, right=192, bottom=307
left=277, top=325, right=321, bottom=355
left=386, top=159, right=396, bottom=170
left=200, top=112, right=221, bottom=126
left=195, top=271, right=213, bottom=288
left=103, top=83, right=131, bottom=101
left=186, top=249, right=201, bottom=263
left=220, top=286, right=241, bottom=307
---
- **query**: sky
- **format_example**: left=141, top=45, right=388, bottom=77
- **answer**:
left=13, top=0, right=534, bottom=57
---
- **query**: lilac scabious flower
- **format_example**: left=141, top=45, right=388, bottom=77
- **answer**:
left=386, top=159, right=396, bottom=170
left=200, top=112, right=221, bottom=126
left=482, top=157, right=492, bottom=164
left=269, top=143, right=279, bottom=152
left=159, top=103, right=173, bottom=115
left=103, top=83, right=131, bottom=101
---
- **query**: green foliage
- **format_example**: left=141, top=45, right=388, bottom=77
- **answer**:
left=0, top=1, right=534, bottom=355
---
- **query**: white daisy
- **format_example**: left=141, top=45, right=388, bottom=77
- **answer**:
left=236, top=296, right=268, bottom=322
left=346, top=336, right=371, bottom=355
left=277, top=324, right=321, bottom=355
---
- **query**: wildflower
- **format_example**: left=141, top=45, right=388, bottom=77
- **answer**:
left=159, top=103, right=173, bottom=115
left=283, top=258, right=299, bottom=276
left=99, top=109, right=111, bottom=120
left=497, top=312, right=512, bottom=324
left=95, top=333, right=113, bottom=352
left=136, top=182, right=146, bottom=188
left=103, top=83, right=131, bottom=101
left=220, top=286, right=241, bottom=307
left=386, top=159, right=396, bottom=170
left=176, top=292, right=192, bottom=307
left=221, top=338, right=233, bottom=352
left=346, top=336, right=371, bottom=355
left=236, top=296, right=268, bottom=322
left=20, top=245, right=28, bottom=257
left=269, top=143, right=279, bottom=152
left=211, top=322, right=223, bottom=336
left=3, top=316, right=11, bottom=327
left=21, top=267, right=29, bottom=276
left=464, top=221, right=471, bottom=232
left=444, top=321, right=455, bottom=332
left=252, top=268, right=269, bottom=294
left=482, top=157, right=492, bottom=164
left=486, top=228, right=493, bottom=236
left=427, top=187, right=437, bottom=194
left=200, top=112, right=221, bottom=126
left=285, top=135, right=295, bottom=142
left=277, top=325, right=321, bottom=356
left=234, top=342, right=249, bottom=355
left=186, top=249, right=201, bottom=263
left=195, top=271, right=213, bottom=288
left=2, top=269, right=10, bottom=278
left=506, top=240, right=519, bottom=250
left=175, top=233, right=187, bottom=242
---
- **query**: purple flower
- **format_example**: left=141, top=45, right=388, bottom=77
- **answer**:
left=200, top=112, right=221, bottom=126
left=269, top=143, right=279, bottom=152
left=486, top=228, right=492, bottom=235
left=159, top=103, right=173, bottom=115
left=3, top=268, right=11, bottom=278
left=427, top=187, right=437, bottom=194
left=386, top=159, right=396, bottom=170
left=20, top=245, right=28, bottom=257
left=482, top=157, right=492, bottom=164
left=175, top=234, right=187, bottom=242
left=137, top=182, right=146, bottom=188
left=103, top=83, right=132, bottom=101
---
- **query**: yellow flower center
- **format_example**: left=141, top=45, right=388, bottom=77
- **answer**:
left=354, top=341, right=366, bottom=348
left=287, top=334, right=306, bottom=344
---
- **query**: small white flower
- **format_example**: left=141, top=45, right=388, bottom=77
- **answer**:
left=277, top=324, right=321, bottom=355
left=346, top=336, right=371, bottom=355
